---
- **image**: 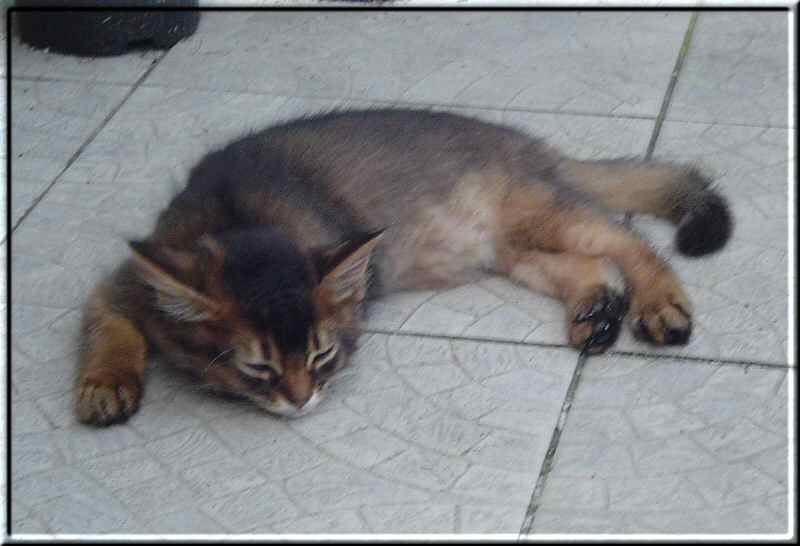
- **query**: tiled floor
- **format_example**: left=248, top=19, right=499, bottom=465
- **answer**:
left=4, top=9, right=793, bottom=538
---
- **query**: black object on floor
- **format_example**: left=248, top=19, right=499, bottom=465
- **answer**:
left=15, top=1, right=200, bottom=57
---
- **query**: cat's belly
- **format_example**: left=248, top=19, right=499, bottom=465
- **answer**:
left=377, top=171, right=506, bottom=292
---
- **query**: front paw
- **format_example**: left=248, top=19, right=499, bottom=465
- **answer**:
left=76, top=369, right=143, bottom=426
left=630, top=274, right=693, bottom=346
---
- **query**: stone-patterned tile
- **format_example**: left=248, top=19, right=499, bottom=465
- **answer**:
left=319, top=428, right=408, bottom=469
left=10, top=79, right=132, bottom=225
left=526, top=355, right=789, bottom=535
left=72, top=447, right=167, bottom=492
left=12, top=307, right=81, bottom=365
left=180, top=459, right=269, bottom=500
left=12, top=399, right=53, bottom=435
left=370, top=446, right=470, bottom=493
left=11, top=345, right=76, bottom=402
left=11, top=465, right=141, bottom=534
left=361, top=504, right=456, bottom=534
left=35, top=492, right=141, bottom=534
left=11, top=510, right=53, bottom=536
left=459, top=505, right=529, bottom=534
left=115, top=476, right=201, bottom=523
left=141, top=507, right=228, bottom=535
left=9, top=331, right=572, bottom=534
left=284, top=461, right=431, bottom=514
left=270, top=510, right=368, bottom=534
left=450, top=465, right=538, bottom=505
left=50, top=424, right=146, bottom=464
left=669, top=12, right=789, bottom=126
left=144, top=427, right=234, bottom=470
left=238, top=429, right=329, bottom=483
left=288, top=406, right=371, bottom=443
left=199, top=484, right=300, bottom=533
left=11, top=431, right=64, bottom=480
left=148, top=12, right=689, bottom=117
left=612, top=122, right=791, bottom=364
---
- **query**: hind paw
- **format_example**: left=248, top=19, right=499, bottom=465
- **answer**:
left=568, top=286, right=629, bottom=354
left=629, top=274, right=693, bottom=346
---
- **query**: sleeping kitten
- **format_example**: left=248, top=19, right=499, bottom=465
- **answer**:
left=76, top=108, right=731, bottom=425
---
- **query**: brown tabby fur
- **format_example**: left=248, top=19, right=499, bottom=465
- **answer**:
left=76, top=108, right=732, bottom=426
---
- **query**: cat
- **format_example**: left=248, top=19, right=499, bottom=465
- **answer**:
left=76, top=108, right=732, bottom=426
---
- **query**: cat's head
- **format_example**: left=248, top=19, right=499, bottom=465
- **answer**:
left=129, top=227, right=383, bottom=417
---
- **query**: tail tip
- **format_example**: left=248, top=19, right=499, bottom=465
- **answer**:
left=675, top=190, right=733, bottom=257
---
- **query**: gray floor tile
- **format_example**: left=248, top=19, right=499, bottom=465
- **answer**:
left=10, top=333, right=577, bottom=534
left=612, top=122, right=791, bottom=364
left=525, top=355, right=789, bottom=535
left=10, top=33, right=161, bottom=84
left=147, top=12, right=689, bottom=117
left=10, top=79, right=133, bottom=226
left=668, top=12, right=789, bottom=127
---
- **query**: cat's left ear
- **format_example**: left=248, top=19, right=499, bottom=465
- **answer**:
left=316, top=230, right=384, bottom=304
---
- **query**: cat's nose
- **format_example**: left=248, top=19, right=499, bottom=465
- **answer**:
left=286, top=388, right=313, bottom=409
left=281, top=374, right=314, bottom=410
left=281, top=356, right=316, bottom=413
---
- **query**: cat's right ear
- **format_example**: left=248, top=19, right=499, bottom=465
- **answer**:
left=128, top=240, right=222, bottom=322
left=315, top=230, right=384, bottom=305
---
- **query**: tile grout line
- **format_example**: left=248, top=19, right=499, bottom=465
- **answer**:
left=518, top=14, right=702, bottom=537
left=12, top=75, right=792, bottom=131
left=517, top=349, right=591, bottom=538
left=362, top=328, right=790, bottom=370
left=133, top=82, right=790, bottom=130
left=10, top=53, right=167, bottom=234
left=645, top=11, right=699, bottom=160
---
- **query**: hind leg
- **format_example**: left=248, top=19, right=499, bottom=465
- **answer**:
left=496, top=246, right=629, bottom=353
left=499, top=186, right=693, bottom=346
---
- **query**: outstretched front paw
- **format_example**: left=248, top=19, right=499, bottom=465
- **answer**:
left=77, top=369, right=143, bottom=426
left=568, top=286, right=629, bottom=354
left=630, top=272, right=693, bottom=346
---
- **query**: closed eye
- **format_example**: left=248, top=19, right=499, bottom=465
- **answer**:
left=310, top=345, right=338, bottom=370
left=238, top=361, right=281, bottom=380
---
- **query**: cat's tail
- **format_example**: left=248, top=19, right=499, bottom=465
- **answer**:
left=557, top=158, right=733, bottom=257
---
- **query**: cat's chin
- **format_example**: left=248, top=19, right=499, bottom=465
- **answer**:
left=250, top=391, right=324, bottom=419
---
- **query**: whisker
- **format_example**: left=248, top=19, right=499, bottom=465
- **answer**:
left=203, top=347, right=235, bottom=375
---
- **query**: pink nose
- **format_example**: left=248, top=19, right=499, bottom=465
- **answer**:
left=288, top=390, right=312, bottom=409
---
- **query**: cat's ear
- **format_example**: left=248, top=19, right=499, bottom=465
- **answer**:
left=129, top=239, right=223, bottom=322
left=316, top=230, right=384, bottom=304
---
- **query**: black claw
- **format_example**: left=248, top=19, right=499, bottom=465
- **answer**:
left=585, top=321, right=613, bottom=350
left=576, top=289, right=628, bottom=353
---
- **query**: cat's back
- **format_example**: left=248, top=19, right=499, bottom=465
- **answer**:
left=167, top=108, right=560, bottom=249
left=261, top=108, right=559, bottom=215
